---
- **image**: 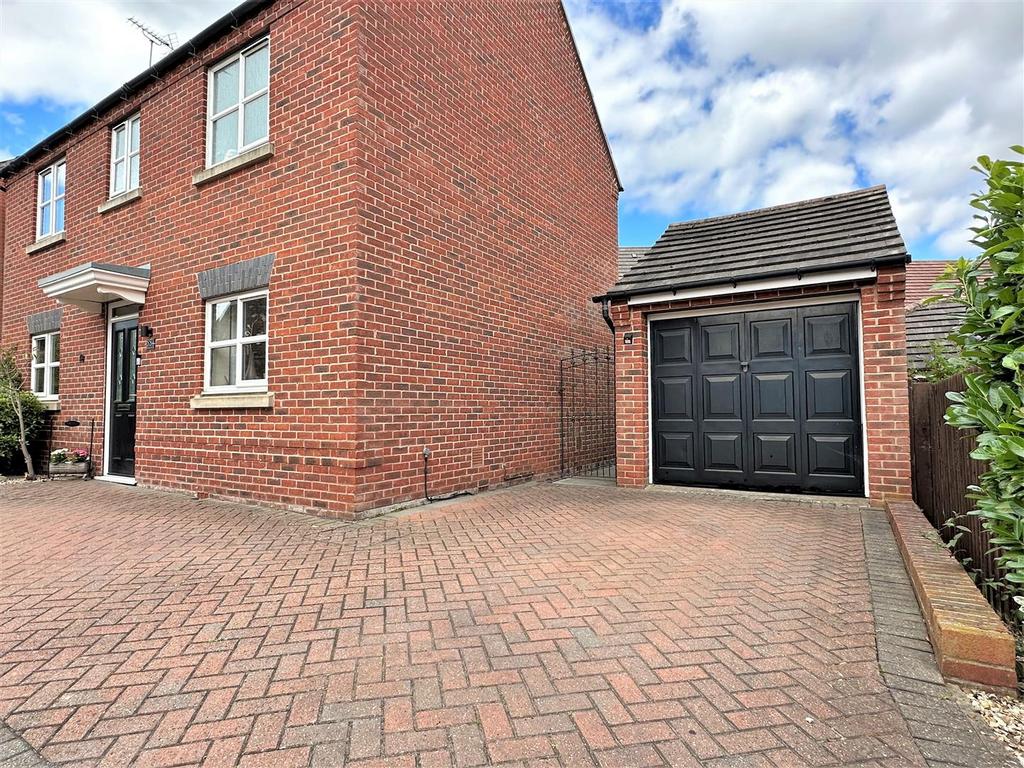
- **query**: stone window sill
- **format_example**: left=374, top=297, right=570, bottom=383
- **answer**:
left=98, top=188, right=142, bottom=214
left=26, top=232, right=66, bottom=255
left=39, top=399, right=61, bottom=412
left=190, top=391, right=274, bottom=410
left=192, top=143, right=275, bottom=187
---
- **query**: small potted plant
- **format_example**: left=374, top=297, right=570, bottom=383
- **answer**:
left=48, top=447, right=90, bottom=478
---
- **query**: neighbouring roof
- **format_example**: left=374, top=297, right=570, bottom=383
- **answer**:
left=0, top=0, right=271, bottom=179
left=601, top=185, right=909, bottom=300
left=905, top=260, right=952, bottom=310
left=906, top=299, right=963, bottom=370
left=618, top=246, right=647, bottom=277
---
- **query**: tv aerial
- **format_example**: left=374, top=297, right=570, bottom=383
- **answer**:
left=127, top=17, right=178, bottom=67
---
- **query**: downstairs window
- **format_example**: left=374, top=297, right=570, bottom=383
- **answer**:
left=204, top=290, right=268, bottom=392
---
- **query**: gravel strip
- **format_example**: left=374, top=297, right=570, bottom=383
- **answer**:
left=966, top=689, right=1024, bottom=764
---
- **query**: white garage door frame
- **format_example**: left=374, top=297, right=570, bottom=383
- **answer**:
left=644, top=292, right=869, bottom=499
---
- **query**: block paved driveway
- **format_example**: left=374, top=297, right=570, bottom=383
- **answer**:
left=0, top=481, right=1005, bottom=767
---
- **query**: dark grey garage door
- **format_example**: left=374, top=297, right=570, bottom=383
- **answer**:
left=651, top=302, right=863, bottom=495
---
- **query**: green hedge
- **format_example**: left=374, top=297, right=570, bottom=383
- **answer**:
left=938, top=147, right=1024, bottom=616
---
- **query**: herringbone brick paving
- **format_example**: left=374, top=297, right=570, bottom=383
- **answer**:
left=0, top=481, right=998, bottom=767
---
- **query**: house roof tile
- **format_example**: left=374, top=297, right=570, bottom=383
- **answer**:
left=617, top=246, right=647, bottom=277
left=906, top=299, right=963, bottom=370
left=905, top=260, right=952, bottom=310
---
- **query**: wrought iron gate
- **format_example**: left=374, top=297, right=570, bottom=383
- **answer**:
left=559, top=347, right=615, bottom=478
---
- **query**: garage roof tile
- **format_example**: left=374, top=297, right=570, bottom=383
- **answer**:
left=603, top=185, right=909, bottom=299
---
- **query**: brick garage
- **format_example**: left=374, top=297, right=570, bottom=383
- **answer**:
left=604, top=187, right=913, bottom=505
left=0, top=0, right=619, bottom=516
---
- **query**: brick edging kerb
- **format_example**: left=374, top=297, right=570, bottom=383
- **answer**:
left=886, top=500, right=1017, bottom=693
left=861, top=509, right=1016, bottom=767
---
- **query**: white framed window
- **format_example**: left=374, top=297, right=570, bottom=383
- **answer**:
left=207, top=38, right=269, bottom=167
left=204, top=290, right=268, bottom=393
left=30, top=332, right=60, bottom=399
left=110, top=114, right=141, bottom=197
left=36, top=160, right=66, bottom=239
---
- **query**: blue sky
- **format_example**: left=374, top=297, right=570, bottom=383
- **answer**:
left=2, top=0, right=1022, bottom=260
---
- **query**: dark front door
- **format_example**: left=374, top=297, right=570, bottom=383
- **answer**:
left=651, top=302, right=862, bottom=495
left=108, top=319, right=138, bottom=477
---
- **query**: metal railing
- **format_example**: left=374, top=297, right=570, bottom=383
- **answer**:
left=559, top=347, right=615, bottom=479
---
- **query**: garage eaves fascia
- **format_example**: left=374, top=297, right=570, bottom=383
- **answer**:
left=0, top=0, right=272, bottom=180
left=591, top=253, right=911, bottom=304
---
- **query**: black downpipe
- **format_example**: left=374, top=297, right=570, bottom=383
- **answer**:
left=601, top=298, right=615, bottom=333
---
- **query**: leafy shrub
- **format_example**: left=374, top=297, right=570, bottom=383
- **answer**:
left=939, top=147, right=1024, bottom=615
left=914, top=339, right=967, bottom=382
left=0, top=390, right=46, bottom=474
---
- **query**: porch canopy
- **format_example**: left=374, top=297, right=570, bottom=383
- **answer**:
left=38, top=262, right=150, bottom=314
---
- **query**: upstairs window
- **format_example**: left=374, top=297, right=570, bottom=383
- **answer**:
left=205, top=290, right=268, bottom=392
left=36, top=160, right=66, bottom=239
left=207, top=39, right=269, bottom=167
left=110, top=114, right=141, bottom=197
left=31, top=332, right=60, bottom=399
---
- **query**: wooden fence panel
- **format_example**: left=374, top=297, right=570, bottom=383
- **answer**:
left=909, top=374, right=1015, bottom=625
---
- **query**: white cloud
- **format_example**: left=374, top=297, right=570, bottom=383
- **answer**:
left=0, top=0, right=237, bottom=106
left=567, top=0, right=1024, bottom=257
left=760, top=153, right=858, bottom=208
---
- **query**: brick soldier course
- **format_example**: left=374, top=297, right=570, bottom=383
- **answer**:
left=0, top=0, right=618, bottom=518
left=0, top=481, right=1011, bottom=767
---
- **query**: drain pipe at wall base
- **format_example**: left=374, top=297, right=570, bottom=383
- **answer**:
left=422, top=446, right=473, bottom=504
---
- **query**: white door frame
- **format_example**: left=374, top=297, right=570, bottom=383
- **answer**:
left=99, top=300, right=139, bottom=485
left=644, top=292, right=869, bottom=498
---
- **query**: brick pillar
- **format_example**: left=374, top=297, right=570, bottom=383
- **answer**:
left=612, top=301, right=648, bottom=487
left=861, top=266, right=913, bottom=502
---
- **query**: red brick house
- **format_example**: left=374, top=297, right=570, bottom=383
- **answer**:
left=0, top=0, right=620, bottom=516
left=601, top=186, right=913, bottom=505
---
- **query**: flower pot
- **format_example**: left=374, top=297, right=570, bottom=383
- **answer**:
left=48, top=462, right=89, bottom=477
